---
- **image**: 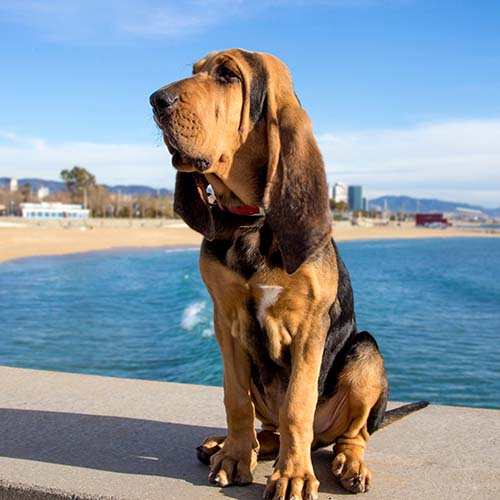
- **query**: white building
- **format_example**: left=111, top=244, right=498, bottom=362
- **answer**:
left=9, top=178, right=18, bottom=192
left=21, top=202, right=90, bottom=219
left=332, top=182, right=348, bottom=203
left=37, top=186, right=50, bottom=200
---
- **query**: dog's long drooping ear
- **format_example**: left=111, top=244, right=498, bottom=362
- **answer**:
left=263, top=92, right=332, bottom=274
left=174, top=172, right=216, bottom=240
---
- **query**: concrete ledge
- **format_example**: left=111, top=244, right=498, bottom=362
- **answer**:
left=0, top=366, right=499, bottom=500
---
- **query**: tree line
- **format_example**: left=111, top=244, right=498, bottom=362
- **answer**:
left=0, top=166, right=176, bottom=218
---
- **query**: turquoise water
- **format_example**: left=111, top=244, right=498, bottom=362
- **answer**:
left=0, top=238, right=499, bottom=409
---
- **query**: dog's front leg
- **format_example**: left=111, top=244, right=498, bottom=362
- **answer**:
left=263, top=321, right=326, bottom=500
left=208, top=314, right=259, bottom=487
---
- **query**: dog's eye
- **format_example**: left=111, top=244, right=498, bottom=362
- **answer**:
left=217, top=65, right=240, bottom=84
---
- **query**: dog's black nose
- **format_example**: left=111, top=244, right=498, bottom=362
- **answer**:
left=150, top=88, right=178, bottom=114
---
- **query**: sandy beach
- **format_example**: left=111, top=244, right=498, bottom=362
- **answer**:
left=0, top=218, right=498, bottom=263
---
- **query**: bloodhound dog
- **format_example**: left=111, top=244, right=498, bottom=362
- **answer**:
left=150, top=49, right=428, bottom=498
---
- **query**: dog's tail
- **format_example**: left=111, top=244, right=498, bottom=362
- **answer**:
left=379, top=400, right=430, bottom=429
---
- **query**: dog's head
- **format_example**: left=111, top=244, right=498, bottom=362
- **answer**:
left=150, top=49, right=331, bottom=273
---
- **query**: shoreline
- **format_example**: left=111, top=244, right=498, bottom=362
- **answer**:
left=1, top=219, right=499, bottom=263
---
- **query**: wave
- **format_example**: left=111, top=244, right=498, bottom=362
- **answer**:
left=181, top=301, right=207, bottom=330
left=202, top=328, right=214, bottom=338
left=163, top=247, right=199, bottom=254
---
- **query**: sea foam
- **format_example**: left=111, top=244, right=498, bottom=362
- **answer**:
left=181, top=301, right=206, bottom=330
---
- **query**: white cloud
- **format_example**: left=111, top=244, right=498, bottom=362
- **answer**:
left=0, top=0, right=410, bottom=43
left=1, top=118, right=499, bottom=207
left=118, top=0, right=244, bottom=39
left=0, top=131, right=174, bottom=188
left=0, top=0, right=244, bottom=43
left=318, top=119, right=500, bottom=207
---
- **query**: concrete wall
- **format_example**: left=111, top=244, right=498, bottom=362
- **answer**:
left=0, top=366, right=499, bottom=500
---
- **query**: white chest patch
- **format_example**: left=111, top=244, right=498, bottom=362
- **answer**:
left=256, top=285, right=283, bottom=327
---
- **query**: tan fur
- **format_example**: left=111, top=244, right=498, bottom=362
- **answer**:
left=201, top=244, right=338, bottom=496
left=152, top=49, right=387, bottom=498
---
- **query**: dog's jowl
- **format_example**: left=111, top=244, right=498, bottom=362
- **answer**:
left=151, top=48, right=428, bottom=498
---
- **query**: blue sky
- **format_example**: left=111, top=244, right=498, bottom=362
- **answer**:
left=1, top=0, right=499, bottom=206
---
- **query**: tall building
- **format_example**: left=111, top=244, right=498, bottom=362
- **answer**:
left=332, top=182, right=348, bottom=203
left=9, top=178, right=18, bottom=192
left=348, top=185, right=363, bottom=211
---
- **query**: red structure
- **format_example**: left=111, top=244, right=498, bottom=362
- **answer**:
left=416, top=213, right=450, bottom=227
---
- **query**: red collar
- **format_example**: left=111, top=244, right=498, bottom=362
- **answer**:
left=205, top=183, right=264, bottom=217
left=214, top=194, right=263, bottom=216
left=225, top=204, right=263, bottom=216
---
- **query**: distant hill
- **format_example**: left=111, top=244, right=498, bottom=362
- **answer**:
left=1, top=178, right=498, bottom=215
left=0, top=177, right=172, bottom=196
left=368, top=195, right=500, bottom=217
left=104, top=184, right=172, bottom=196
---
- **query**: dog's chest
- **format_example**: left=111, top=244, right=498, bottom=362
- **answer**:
left=200, top=232, right=297, bottom=371
left=206, top=263, right=294, bottom=414
left=255, top=285, right=283, bottom=327
left=205, top=261, right=294, bottom=366
left=200, top=231, right=338, bottom=425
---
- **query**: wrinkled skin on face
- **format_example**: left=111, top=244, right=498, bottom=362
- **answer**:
left=151, top=49, right=270, bottom=208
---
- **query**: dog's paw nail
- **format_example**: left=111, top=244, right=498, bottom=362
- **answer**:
left=347, top=475, right=364, bottom=493
left=234, top=475, right=251, bottom=485
left=214, top=474, right=228, bottom=486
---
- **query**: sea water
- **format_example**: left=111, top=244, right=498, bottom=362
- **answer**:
left=0, top=238, right=499, bottom=409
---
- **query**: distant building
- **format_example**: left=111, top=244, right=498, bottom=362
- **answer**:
left=415, top=213, right=449, bottom=227
left=348, top=185, right=363, bottom=211
left=455, top=207, right=486, bottom=222
left=20, top=202, right=90, bottom=219
left=362, top=197, right=368, bottom=211
left=37, top=186, right=50, bottom=200
left=332, top=182, right=348, bottom=203
left=9, top=178, right=18, bottom=192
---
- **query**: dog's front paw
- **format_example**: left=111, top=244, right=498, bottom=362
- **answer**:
left=208, top=443, right=258, bottom=487
left=263, top=463, right=319, bottom=500
left=331, top=448, right=371, bottom=493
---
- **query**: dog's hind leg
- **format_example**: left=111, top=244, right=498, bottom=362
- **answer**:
left=197, top=435, right=226, bottom=465
left=314, top=331, right=388, bottom=494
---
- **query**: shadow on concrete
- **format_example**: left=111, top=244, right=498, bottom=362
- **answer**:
left=0, top=408, right=349, bottom=498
